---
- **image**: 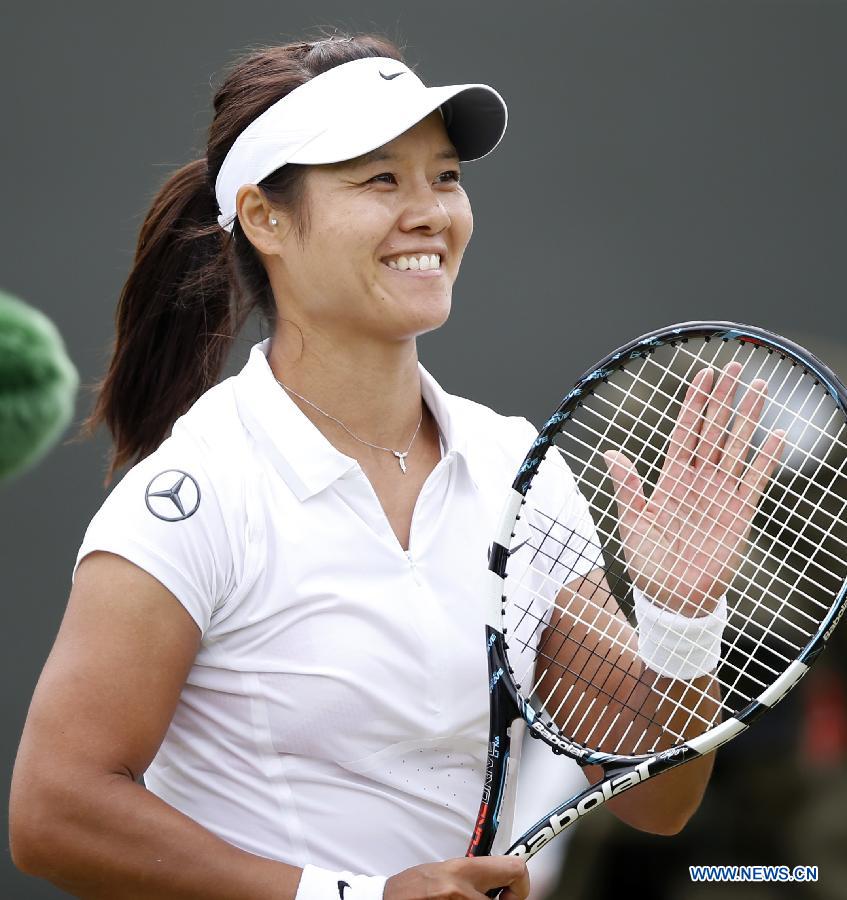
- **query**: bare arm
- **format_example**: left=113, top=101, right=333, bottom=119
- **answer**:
left=9, top=551, right=302, bottom=899
left=535, top=568, right=720, bottom=835
left=10, top=551, right=532, bottom=900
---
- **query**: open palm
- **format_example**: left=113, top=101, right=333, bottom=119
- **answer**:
left=603, top=363, right=785, bottom=617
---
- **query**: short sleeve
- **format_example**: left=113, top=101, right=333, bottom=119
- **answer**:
left=72, top=434, right=235, bottom=636
left=513, top=417, right=604, bottom=589
left=498, top=418, right=606, bottom=662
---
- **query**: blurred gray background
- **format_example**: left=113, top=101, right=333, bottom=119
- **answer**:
left=3, top=1, right=846, bottom=897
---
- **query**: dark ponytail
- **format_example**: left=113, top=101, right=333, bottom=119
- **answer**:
left=78, top=32, right=404, bottom=486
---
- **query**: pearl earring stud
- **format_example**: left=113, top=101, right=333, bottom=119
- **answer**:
left=270, top=217, right=278, bottom=226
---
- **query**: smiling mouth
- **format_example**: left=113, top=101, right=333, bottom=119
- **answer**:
left=382, top=253, right=442, bottom=272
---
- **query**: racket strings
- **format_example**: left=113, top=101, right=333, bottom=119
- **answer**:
left=525, top=492, right=830, bottom=661
left=514, top=553, right=758, bottom=719
left=557, top=420, right=847, bottom=592
left=591, top=340, right=840, bottom=494
left=515, top=564, right=761, bottom=718
left=628, top=343, right=842, bottom=470
left=561, top=357, right=847, bottom=607
left=503, top=337, right=847, bottom=756
left=534, top=596, right=722, bottom=740
left=528, top=627, right=707, bottom=736
left=504, top=518, right=679, bottom=745
left=586, top=367, right=847, bottom=561
left=525, top=506, right=836, bottom=633
left=515, top=512, right=817, bottom=739
left=527, top=446, right=823, bottom=662
left=512, top=535, right=728, bottom=747
left=575, top=347, right=846, bottom=665
left=564, top=404, right=847, bottom=596
left=530, top=621, right=720, bottom=753
left=526, top=635, right=712, bottom=752
left=583, top=392, right=847, bottom=568
left=521, top=519, right=805, bottom=675
left=651, top=350, right=836, bottom=450
left=565, top=365, right=847, bottom=571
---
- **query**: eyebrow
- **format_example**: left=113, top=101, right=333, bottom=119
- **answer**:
left=345, top=147, right=461, bottom=169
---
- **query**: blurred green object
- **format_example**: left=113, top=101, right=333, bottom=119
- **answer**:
left=0, top=288, right=79, bottom=484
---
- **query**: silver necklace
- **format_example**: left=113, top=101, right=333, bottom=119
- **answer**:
left=275, top=377, right=423, bottom=474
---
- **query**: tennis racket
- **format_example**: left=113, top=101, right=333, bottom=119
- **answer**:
left=466, top=321, right=847, bottom=882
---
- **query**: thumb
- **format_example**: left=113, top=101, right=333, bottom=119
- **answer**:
left=602, top=449, right=645, bottom=532
left=466, top=856, right=530, bottom=897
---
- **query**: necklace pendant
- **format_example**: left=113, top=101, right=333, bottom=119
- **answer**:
left=393, top=450, right=408, bottom=474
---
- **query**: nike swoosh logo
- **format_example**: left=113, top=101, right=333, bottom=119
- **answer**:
left=379, top=70, right=404, bottom=80
left=338, top=880, right=351, bottom=899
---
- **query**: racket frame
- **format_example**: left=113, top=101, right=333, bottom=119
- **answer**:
left=467, top=320, right=847, bottom=862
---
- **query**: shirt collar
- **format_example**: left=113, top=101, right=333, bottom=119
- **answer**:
left=232, top=339, right=475, bottom=501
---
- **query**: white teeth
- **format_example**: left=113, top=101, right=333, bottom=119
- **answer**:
left=385, top=253, right=441, bottom=271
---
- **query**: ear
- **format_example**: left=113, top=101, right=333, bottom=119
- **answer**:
left=236, top=184, right=285, bottom=256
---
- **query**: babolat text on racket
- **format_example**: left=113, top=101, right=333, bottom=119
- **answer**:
left=467, top=322, right=847, bottom=872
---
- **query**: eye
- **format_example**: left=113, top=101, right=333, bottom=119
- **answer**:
left=368, top=172, right=397, bottom=185
left=437, top=169, right=461, bottom=184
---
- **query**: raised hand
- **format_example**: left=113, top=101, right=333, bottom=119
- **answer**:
left=602, top=362, right=785, bottom=617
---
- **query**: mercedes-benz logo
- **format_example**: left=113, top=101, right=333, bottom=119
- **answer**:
left=145, top=470, right=201, bottom=522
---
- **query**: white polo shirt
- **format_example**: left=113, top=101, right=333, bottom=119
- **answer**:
left=72, top=338, right=596, bottom=875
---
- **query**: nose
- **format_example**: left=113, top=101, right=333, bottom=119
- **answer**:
left=397, top=181, right=451, bottom=235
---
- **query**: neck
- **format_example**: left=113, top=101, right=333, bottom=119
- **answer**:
left=266, top=327, right=427, bottom=452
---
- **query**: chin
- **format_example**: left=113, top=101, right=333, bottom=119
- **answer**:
left=408, top=295, right=452, bottom=337
left=373, top=284, right=453, bottom=339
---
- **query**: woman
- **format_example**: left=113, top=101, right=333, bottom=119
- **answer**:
left=9, top=33, right=762, bottom=900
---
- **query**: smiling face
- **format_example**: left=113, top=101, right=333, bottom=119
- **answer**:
left=262, top=111, right=474, bottom=346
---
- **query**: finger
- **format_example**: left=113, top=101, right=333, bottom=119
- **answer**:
left=694, top=361, right=743, bottom=467
left=467, top=857, right=529, bottom=896
left=486, top=858, right=530, bottom=900
left=664, top=367, right=714, bottom=472
left=498, top=876, right=531, bottom=900
left=603, top=450, right=646, bottom=532
left=738, top=428, right=786, bottom=507
left=720, top=378, right=768, bottom=479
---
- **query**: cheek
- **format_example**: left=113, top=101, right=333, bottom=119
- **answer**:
left=461, top=206, right=474, bottom=246
left=310, top=217, right=354, bottom=255
left=451, top=194, right=473, bottom=244
left=449, top=198, right=474, bottom=268
left=320, top=209, right=391, bottom=267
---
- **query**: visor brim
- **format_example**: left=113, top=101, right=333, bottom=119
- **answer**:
left=286, top=83, right=507, bottom=167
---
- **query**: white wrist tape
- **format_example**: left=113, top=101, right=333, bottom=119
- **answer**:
left=633, top=587, right=727, bottom=680
left=295, top=864, right=386, bottom=900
